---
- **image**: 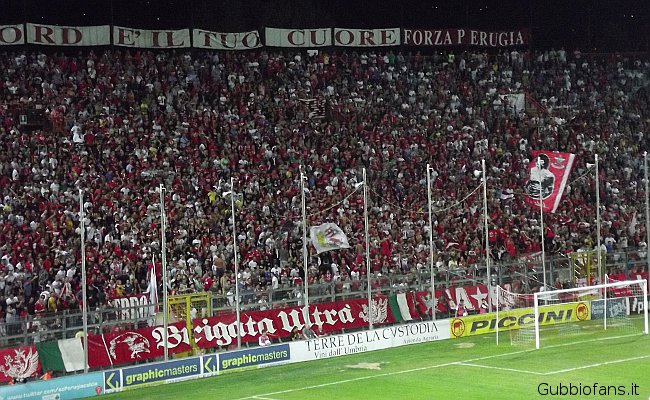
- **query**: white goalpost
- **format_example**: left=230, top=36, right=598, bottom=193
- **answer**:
left=495, top=285, right=536, bottom=346
left=534, top=278, right=648, bottom=349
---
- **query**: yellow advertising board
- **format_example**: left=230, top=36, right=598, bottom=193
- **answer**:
left=450, top=301, right=590, bottom=338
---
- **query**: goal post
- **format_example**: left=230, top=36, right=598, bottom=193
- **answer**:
left=534, top=279, right=648, bottom=349
left=167, top=293, right=212, bottom=354
left=495, top=285, right=537, bottom=346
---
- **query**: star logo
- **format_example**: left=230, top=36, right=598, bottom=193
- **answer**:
left=470, top=288, right=488, bottom=310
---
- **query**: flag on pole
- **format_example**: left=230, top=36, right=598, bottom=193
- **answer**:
left=310, top=223, right=351, bottom=254
left=524, top=150, right=576, bottom=213
left=144, top=255, right=158, bottom=314
left=628, top=211, right=638, bottom=237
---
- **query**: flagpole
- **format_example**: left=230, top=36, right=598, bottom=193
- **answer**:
left=300, top=167, right=310, bottom=327
left=159, top=184, right=169, bottom=361
left=152, top=253, right=157, bottom=317
left=482, top=160, right=492, bottom=312
left=595, top=154, right=602, bottom=285
left=426, top=164, right=436, bottom=321
left=538, top=157, right=547, bottom=291
left=363, top=168, right=372, bottom=329
left=79, top=189, right=88, bottom=373
left=645, top=152, right=650, bottom=273
left=230, top=177, right=242, bottom=348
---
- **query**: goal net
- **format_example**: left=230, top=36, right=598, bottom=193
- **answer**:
left=533, top=277, right=648, bottom=349
left=495, top=286, right=537, bottom=346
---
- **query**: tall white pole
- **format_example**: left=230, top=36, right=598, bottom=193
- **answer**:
left=595, top=154, right=602, bottom=285
left=159, top=184, right=169, bottom=361
left=482, top=160, right=492, bottom=311
left=495, top=285, right=500, bottom=346
left=79, top=189, right=88, bottom=373
left=363, top=168, right=372, bottom=329
left=230, top=177, right=242, bottom=348
left=643, top=151, right=650, bottom=274
left=538, top=156, right=547, bottom=291
left=426, top=164, right=436, bottom=321
left=300, top=167, right=310, bottom=327
left=600, top=274, right=607, bottom=330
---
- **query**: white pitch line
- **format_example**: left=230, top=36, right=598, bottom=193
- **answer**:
left=234, top=333, right=647, bottom=400
left=233, top=349, right=533, bottom=400
left=252, top=397, right=281, bottom=400
left=455, top=362, right=545, bottom=375
left=544, top=354, right=650, bottom=375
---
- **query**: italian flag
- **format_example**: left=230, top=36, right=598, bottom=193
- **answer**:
left=388, top=293, right=420, bottom=322
left=36, top=338, right=86, bottom=372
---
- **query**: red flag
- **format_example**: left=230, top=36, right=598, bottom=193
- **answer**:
left=524, top=150, right=575, bottom=213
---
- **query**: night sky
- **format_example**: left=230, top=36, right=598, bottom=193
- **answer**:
left=0, top=0, right=647, bottom=51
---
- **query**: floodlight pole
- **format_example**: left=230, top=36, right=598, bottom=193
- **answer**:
left=159, top=184, right=169, bottom=361
left=482, top=160, right=492, bottom=312
left=300, top=167, right=310, bottom=327
left=363, top=168, right=372, bottom=329
left=427, top=164, right=436, bottom=321
left=229, top=177, right=242, bottom=348
left=538, top=156, right=547, bottom=291
left=643, top=151, right=650, bottom=274
left=79, top=189, right=89, bottom=373
left=595, top=154, right=602, bottom=285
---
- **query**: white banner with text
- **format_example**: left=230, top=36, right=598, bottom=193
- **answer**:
left=289, top=320, right=450, bottom=362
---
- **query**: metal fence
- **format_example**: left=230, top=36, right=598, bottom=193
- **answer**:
left=1, top=247, right=646, bottom=349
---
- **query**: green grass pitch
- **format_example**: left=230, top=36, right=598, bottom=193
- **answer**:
left=104, top=320, right=650, bottom=400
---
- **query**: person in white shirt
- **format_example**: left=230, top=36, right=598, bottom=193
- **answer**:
left=259, top=329, right=272, bottom=347
left=71, top=125, right=84, bottom=144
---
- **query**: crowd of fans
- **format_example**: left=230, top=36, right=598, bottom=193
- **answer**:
left=0, top=48, right=648, bottom=332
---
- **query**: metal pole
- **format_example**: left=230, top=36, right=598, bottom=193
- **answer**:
left=300, top=167, right=310, bottom=327
left=159, top=184, right=169, bottom=361
left=643, top=151, right=650, bottom=274
left=595, top=154, right=602, bottom=285
left=538, top=156, right=547, bottom=291
left=426, top=164, right=436, bottom=321
left=230, top=177, right=242, bottom=348
left=363, top=168, right=372, bottom=329
left=79, top=189, right=88, bottom=373
left=482, top=160, right=492, bottom=312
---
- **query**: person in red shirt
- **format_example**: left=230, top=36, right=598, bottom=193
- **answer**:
left=34, top=295, right=46, bottom=314
left=455, top=299, right=469, bottom=317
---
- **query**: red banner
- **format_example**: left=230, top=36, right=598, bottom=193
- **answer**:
left=415, top=285, right=494, bottom=316
left=0, top=345, right=42, bottom=383
left=404, top=28, right=528, bottom=47
left=415, top=290, right=446, bottom=317
left=192, top=296, right=393, bottom=348
left=524, top=150, right=576, bottom=213
left=85, top=321, right=192, bottom=369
